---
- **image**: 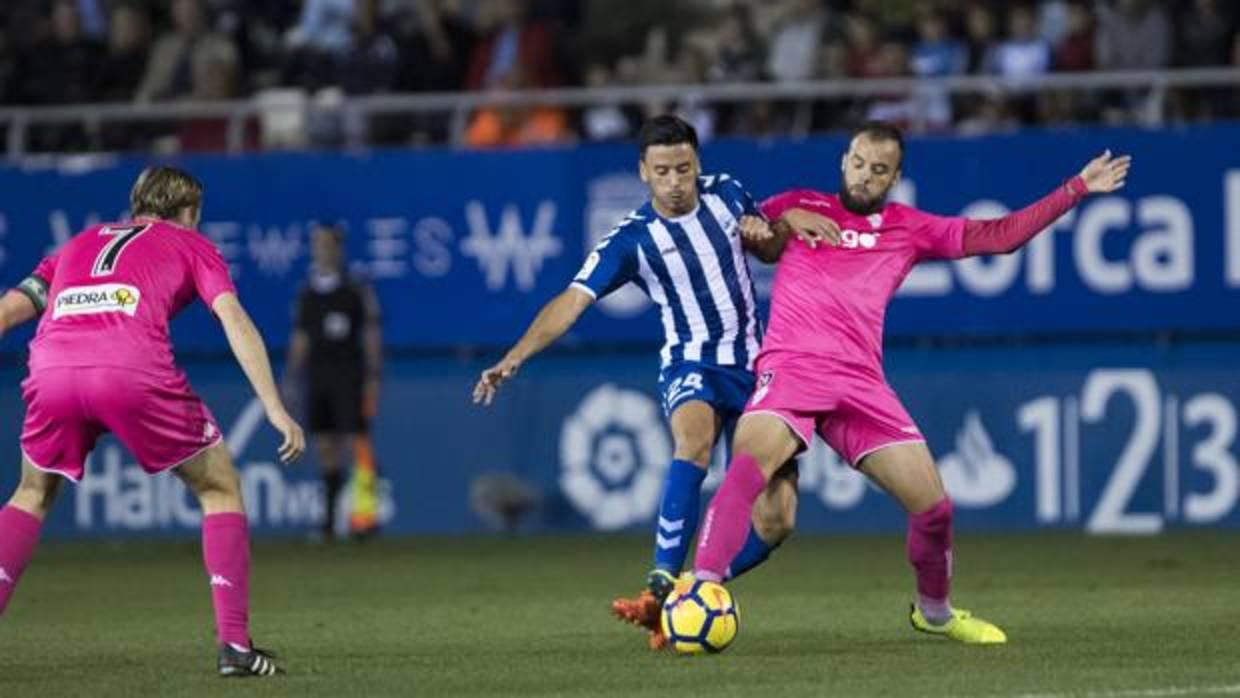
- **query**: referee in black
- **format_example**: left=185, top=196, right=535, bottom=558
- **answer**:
left=284, top=224, right=383, bottom=540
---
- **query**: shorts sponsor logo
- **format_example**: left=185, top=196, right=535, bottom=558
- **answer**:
left=53, top=283, right=141, bottom=319
left=938, top=411, right=1017, bottom=507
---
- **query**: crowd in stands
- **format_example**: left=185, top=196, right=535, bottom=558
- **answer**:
left=0, top=0, right=1236, bottom=152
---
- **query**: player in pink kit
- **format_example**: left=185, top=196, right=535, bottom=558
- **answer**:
left=0, top=167, right=305, bottom=676
left=689, top=122, right=1131, bottom=644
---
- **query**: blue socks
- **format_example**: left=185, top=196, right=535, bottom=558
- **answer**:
left=653, top=459, right=707, bottom=574
left=725, top=526, right=777, bottom=581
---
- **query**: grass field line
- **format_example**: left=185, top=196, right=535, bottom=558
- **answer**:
left=1009, top=684, right=1240, bottom=698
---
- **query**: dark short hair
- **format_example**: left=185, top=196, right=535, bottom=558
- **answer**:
left=130, top=166, right=203, bottom=219
left=638, top=115, right=699, bottom=158
left=851, top=120, right=905, bottom=165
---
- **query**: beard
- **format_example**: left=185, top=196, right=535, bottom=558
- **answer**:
left=839, top=184, right=884, bottom=216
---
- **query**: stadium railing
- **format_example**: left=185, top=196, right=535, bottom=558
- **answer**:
left=0, top=66, right=1238, bottom=158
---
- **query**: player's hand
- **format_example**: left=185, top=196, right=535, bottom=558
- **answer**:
left=738, top=215, right=773, bottom=242
left=473, top=355, right=522, bottom=406
left=782, top=208, right=841, bottom=248
left=1079, top=149, right=1132, bottom=193
left=267, top=408, right=306, bottom=464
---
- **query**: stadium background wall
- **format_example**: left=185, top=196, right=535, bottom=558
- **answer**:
left=0, top=125, right=1237, bottom=538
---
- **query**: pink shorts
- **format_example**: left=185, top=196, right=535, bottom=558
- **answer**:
left=20, top=366, right=223, bottom=482
left=743, top=354, right=925, bottom=466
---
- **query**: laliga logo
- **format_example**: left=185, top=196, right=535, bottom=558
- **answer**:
left=937, top=411, right=1017, bottom=507
left=559, top=384, right=671, bottom=530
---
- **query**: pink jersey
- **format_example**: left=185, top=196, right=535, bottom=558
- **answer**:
left=759, top=189, right=966, bottom=371
left=27, top=220, right=235, bottom=374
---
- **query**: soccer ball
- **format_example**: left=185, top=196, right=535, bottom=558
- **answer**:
left=660, top=577, right=739, bottom=654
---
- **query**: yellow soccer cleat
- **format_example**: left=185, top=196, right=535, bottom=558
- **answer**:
left=909, top=604, right=1007, bottom=644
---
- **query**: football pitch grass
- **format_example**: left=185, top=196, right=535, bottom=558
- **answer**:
left=2, top=532, right=1237, bottom=697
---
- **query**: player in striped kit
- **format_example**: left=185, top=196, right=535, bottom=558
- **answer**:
left=473, top=115, right=826, bottom=649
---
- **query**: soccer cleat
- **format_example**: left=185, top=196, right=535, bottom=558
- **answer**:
left=217, top=643, right=283, bottom=677
left=645, top=569, right=677, bottom=604
left=909, top=604, right=1007, bottom=644
left=611, top=590, right=661, bottom=632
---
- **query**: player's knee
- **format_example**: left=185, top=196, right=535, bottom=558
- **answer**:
left=672, top=438, right=714, bottom=467
left=909, top=497, right=953, bottom=535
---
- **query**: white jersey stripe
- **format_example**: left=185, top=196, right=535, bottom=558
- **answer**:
left=703, top=193, right=760, bottom=369
left=637, top=245, right=676, bottom=367
left=647, top=219, right=707, bottom=362
left=679, top=211, right=738, bottom=366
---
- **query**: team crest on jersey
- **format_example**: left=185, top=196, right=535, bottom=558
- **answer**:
left=52, top=283, right=142, bottom=319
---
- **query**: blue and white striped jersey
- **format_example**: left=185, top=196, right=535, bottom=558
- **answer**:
left=571, top=173, right=763, bottom=370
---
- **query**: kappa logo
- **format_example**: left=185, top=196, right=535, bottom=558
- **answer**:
left=209, top=574, right=234, bottom=588
left=53, top=283, right=142, bottom=319
left=749, top=371, right=774, bottom=406
left=0, top=565, right=12, bottom=584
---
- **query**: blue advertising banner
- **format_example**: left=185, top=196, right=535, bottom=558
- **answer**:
left=1, top=124, right=1238, bottom=352
left=1, top=341, right=1236, bottom=538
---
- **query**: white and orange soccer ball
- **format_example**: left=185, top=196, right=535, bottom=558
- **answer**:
left=660, top=577, right=739, bottom=654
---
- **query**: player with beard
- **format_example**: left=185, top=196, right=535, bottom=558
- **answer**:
left=686, top=121, right=1131, bottom=643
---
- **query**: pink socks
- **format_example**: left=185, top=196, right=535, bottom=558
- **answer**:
left=0, top=505, right=43, bottom=614
left=202, top=512, right=251, bottom=648
left=693, top=453, right=768, bottom=581
left=908, top=498, right=954, bottom=621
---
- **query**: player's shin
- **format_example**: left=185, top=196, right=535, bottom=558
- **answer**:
left=724, top=526, right=778, bottom=581
left=692, top=453, right=768, bottom=582
left=908, top=497, right=954, bottom=624
left=202, top=512, right=252, bottom=649
left=653, top=459, right=708, bottom=578
left=0, top=505, right=43, bottom=614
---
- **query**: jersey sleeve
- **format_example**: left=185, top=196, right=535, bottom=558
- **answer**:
left=759, top=189, right=831, bottom=221
left=188, top=237, right=237, bottom=309
left=904, top=205, right=966, bottom=261
left=15, top=253, right=60, bottom=313
left=716, top=174, right=761, bottom=218
left=32, top=253, right=59, bottom=283
left=570, top=227, right=638, bottom=300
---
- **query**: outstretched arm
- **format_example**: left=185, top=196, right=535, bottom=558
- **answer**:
left=0, top=290, right=39, bottom=338
left=472, top=286, right=593, bottom=406
left=213, top=292, right=306, bottom=463
left=964, top=150, right=1132, bottom=256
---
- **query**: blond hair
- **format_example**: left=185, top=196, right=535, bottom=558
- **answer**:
left=129, top=166, right=203, bottom=220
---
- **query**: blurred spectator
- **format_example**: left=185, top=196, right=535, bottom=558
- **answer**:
left=465, top=0, right=560, bottom=90
left=1096, top=0, right=1171, bottom=71
left=398, top=0, right=474, bottom=93
left=581, top=62, right=633, bottom=141
left=17, top=0, right=101, bottom=105
left=964, top=3, right=998, bottom=74
left=136, top=0, right=238, bottom=102
left=288, top=0, right=355, bottom=54
left=844, top=12, right=884, bottom=79
left=177, top=52, right=258, bottom=152
left=911, top=10, right=967, bottom=78
left=1176, top=0, right=1233, bottom=67
left=766, top=0, right=826, bottom=82
left=990, top=4, right=1052, bottom=85
left=865, top=41, right=918, bottom=130
left=336, top=0, right=399, bottom=95
left=910, top=10, right=966, bottom=131
left=96, top=3, right=151, bottom=102
left=1054, top=1, right=1095, bottom=71
left=708, top=3, right=764, bottom=83
left=464, top=68, right=569, bottom=148
left=74, top=0, right=107, bottom=40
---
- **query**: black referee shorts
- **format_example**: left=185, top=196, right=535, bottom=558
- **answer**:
left=307, top=371, right=367, bottom=434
